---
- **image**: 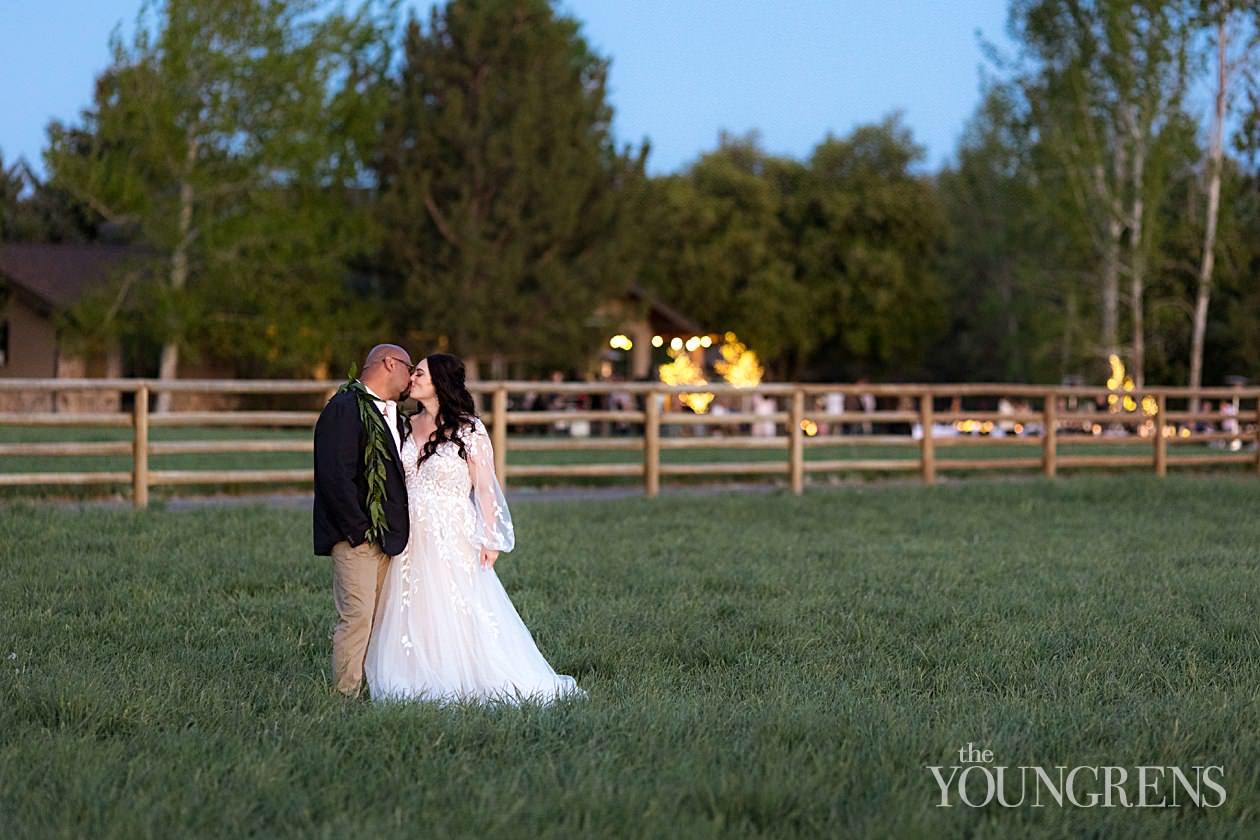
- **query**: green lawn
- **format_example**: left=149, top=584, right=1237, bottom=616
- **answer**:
left=2, top=476, right=1258, bottom=838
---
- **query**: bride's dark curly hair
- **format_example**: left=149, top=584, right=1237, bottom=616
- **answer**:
left=416, top=352, right=478, bottom=465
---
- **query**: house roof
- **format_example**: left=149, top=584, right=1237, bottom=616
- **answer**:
left=0, top=243, right=143, bottom=314
left=625, top=285, right=705, bottom=335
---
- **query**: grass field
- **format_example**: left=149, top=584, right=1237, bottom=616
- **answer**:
left=2, top=475, right=1258, bottom=838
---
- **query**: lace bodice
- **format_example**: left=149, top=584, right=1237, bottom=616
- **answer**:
left=399, top=418, right=514, bottom=552
left=402, top=435, right=471, bottom=498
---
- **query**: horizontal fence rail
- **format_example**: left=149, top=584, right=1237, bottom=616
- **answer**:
left=0, top=377, right=1257, bottom=507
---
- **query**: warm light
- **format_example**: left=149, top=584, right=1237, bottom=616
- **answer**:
left=801, top=419, right=819, bottom=437
left=1105, top=355, right=1139, bottom=414
left=609, top=334, right=633, bottom=351
left=1106, top=354, right=1124, bottom=391
left=658, top=351, right=714, bottom=414
left=699, top=336, right=713, bottom=348
left=1013, top=423, right=1024, bottom=435
left=714, top=333, right=764, bottom=388
left=980, top=421, right=994, bottom=434
left=651, top=335, right=664, bottom=348
left=685, top=336, right=701, bottom=352
left=670, top=337, right=683, bottom=352
left=1141, top=395, right=1158, bottom=416
left=1179, top=427, right=1192, bottom=438
left=1092, top=423, right=1102, bottom=435
left=680, top=392, right=715, bottom=413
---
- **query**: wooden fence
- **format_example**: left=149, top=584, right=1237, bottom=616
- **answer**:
left=0, top=378, right=1257, bottom=508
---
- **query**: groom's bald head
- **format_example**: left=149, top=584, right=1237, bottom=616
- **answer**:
left=364, top=344, right=409, bottom=369
left=360, top=343, right=413, bottom=400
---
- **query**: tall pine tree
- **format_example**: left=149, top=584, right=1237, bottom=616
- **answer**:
left=376, top=0, right=646, bottom=376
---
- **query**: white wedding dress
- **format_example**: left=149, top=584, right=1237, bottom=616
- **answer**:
left=365, top=418, right=582, bottom=704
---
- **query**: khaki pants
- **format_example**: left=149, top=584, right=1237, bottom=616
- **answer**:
left=331, top=540, right=390, bottom=696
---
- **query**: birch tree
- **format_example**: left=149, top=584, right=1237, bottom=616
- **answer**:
left=1189, top=1, right=1259, bottom=408
left=1013, top=0, right=1194, bottom=385
left=45, top=0, right=394, bottom=403
left=377, top=0, right=647, bottom=376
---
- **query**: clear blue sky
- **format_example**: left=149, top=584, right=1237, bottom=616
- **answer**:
left=1, top=1, right=1017, bottom=179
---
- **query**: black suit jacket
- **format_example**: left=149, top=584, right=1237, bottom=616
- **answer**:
left=312, top=389, right=410, bottom=556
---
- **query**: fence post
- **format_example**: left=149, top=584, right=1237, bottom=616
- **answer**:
left=1254, top=394, right=1260, bottom=477
left=644, top=387, right=660, bottom=497
left=1154, top=393, right=1167, bottom=478
left=492, top=386, right=507, bottom=489
left=919, top=392, right=935, bottom=485
left=789, top=389, right=805, bottom=495
left=1042, top=392, right=1057, bottom=479
left=133, top=385, right=149, bottom=509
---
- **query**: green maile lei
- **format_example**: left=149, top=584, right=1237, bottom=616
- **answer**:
left=338, top=370, right=395, bottom=546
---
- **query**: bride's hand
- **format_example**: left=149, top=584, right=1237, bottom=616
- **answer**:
left=480, top=548, right=499, bottom=569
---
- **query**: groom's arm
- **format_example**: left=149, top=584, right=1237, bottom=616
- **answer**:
left=314, top=397, right=371, bottom=546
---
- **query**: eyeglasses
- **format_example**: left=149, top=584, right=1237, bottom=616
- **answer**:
left=381, top=355, right=417, bottom=375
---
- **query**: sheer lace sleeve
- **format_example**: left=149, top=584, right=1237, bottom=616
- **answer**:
left=467, top=418, right=514, bottom=552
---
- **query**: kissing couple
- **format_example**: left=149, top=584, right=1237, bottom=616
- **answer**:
left=312, top=344, right=583, bottom=703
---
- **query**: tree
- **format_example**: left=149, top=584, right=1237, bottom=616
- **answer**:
left=641, top=119, right=945, bottom=381
left=935, top=86, right=1094, bottom=382
left=376, top=0, right=647, bottom=377
left=791, top=116, right=947, bottom=379
left=1011, top=0, right=1196, bottom=386
left=0, top=154, right=98, bottom=243
left=0, top=154, right=36, bottom=242
left=638, top=133, right=813, bottom=375
left=45, top=0, right=395, bottom=401
left=1189, top=2, right=1259, bottom=407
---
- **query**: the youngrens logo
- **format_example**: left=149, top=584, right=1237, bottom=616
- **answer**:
left=928, top=744, right=1226, bottom=808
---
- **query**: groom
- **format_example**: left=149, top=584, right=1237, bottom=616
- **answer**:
left=313, top=343, right=414, bottom=697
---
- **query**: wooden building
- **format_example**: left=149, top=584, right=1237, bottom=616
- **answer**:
left=0, top=243, right=244, bottom=412
left=0, top=243, right=132, bottom=412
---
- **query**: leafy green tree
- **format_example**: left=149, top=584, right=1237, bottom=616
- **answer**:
left=0, top=154, right=32, bottom=241
left=1010, top=0, right=1197, bottom=386
left=1220, top=170, right=1260, bottom=377
left=638, top=133, right=812, bottom=375
left=642, top=121, right=945, bottom=381
left=45, top=0, right=395, bottom=397
left=790, top=116, right=947, bottom=379
left=377, top=0, right=647, bottom=376
left=934, top=87, right=1094, bottom=383
left=1185, top=1, right=1260, bottom=404
left=0, top=154, right=98, bottom=242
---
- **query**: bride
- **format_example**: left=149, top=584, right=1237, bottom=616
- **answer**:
left=364, top=353, right=582, bottom=704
